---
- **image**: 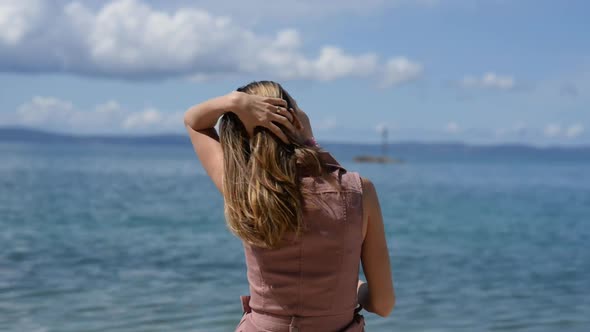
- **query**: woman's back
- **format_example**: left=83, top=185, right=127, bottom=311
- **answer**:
left=239, top=161, right=366, bottom=331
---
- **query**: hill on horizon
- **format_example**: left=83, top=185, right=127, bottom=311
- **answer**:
left=1, top=126, right=589, bottom=155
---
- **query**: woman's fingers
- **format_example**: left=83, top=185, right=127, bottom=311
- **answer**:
left=267, top=122, right=290, bottom=143
left=274, top=107, right=293, bottom=123
left=271, top=113, right=297, bottom=134
left=265, top=98, right=288, bottom=108
left=289, top=108, right=303, bottom=130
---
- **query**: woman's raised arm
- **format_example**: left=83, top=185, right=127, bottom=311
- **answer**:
left=183, top=92, right=296, bottom=192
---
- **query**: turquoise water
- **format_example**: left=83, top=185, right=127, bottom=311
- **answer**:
left=1, top=142, right=589, bottom=331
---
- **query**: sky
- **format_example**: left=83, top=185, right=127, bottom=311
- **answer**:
left=0, top=0, right=589, bottom=145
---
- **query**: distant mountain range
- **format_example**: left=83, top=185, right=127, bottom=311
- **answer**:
left=0, top=126, right=188, bottom=145
left=1, top=126, right=589, bottom=155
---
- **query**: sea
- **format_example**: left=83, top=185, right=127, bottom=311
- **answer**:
left=1, top=140, right=589, bottom=332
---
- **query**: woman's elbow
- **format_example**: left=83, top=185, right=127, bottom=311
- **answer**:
left=372, top=294, right=395, bottom=317
left=183, top=111, right=193, bottom=128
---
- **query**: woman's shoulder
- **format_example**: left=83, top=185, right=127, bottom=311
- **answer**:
left=341, top=171, right=363, bottom=193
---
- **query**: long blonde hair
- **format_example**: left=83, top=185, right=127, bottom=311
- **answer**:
left=219, top=81, right=328, bottom=249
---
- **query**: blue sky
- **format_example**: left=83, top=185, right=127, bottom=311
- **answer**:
left=0, top=0, right=588, bottom=145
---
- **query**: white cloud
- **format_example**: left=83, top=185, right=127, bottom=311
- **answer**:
left=7, top=96, right=182, bottom=134
left=123, top=107, right=183, bottom=130
left=544, top=124, right=561, bottom=137
left=17, top=97, right=76, bottom=125
left=543, top=123, right=584, bottom=139
left=565, top=124, right=584, bottom=138
left=95, top=100, right=123, bottom=115
left=0, top=0, right=44, bottom=45
left=254, top=44, right=380, bottom=81
left=444, top=121, right=460, bottom=134
left=381, top=57, right=424, bottom=87
left=274, top=29, right=302, bottom=49
left=0, top=0, right=422, bottom=86
left=461, top=72, right=515, bottom=90
left=123, top=108, right=162, bottom=129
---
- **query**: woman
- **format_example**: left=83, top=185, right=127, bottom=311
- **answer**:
left=184, top=81, right=395, bottom=331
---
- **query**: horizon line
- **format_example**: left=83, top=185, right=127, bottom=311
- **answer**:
left=1, top=125, right=589, bottom=150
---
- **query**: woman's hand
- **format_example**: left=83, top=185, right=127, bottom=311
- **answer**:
left=229, top=91, right=297, bottom=143
left=290, top=105, right=314, bottom=142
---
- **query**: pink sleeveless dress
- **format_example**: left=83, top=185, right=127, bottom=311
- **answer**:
left=235, top=151, right=365, bottom=332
